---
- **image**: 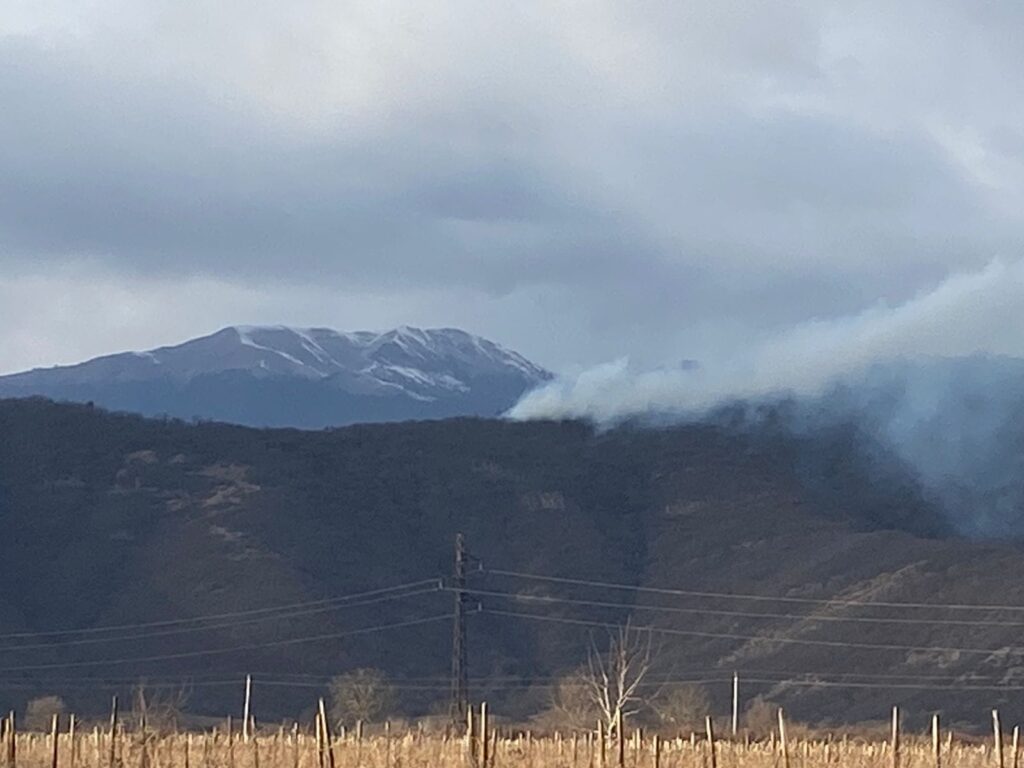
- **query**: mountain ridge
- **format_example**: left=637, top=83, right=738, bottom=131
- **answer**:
left=2, top=397, right=1024, bottom=727
left=0, top=325, right=552, bottom=428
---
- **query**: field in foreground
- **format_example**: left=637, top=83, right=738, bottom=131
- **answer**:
left=1, top=718, right=1014, bottom=768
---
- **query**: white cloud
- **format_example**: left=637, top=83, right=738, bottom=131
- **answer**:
left=4, top=1, right=1024, bottom=370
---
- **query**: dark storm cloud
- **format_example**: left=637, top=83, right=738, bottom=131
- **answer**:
left=4, top=0, right=1024, bottom=373
left=0, top=38, right=986, bottom=294
left=0, top=41, right=625, bottom=291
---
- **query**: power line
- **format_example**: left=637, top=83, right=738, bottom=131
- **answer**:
left=451, top=587, right=1024, bottom=628
left=0, top=578, right=440, bottom=642
left=0, top=614, right=452, bottom=673
left=487, top=569, right=1024, bottom=613
left=7, top=675, right=1024, bottom=695
left=739, top=678, right=1024, bottom=692
left=15, top=668, right=1024, bottom=687
left=484, top=607, right=1024, bottom=657
left=0, top=587, right=441, bottom=652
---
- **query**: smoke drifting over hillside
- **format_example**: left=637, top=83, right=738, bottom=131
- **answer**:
left=511, top=259, right=1024, bottom=536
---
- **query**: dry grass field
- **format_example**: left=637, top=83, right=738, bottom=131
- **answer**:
left=1, top=712, right=1016, bottom=768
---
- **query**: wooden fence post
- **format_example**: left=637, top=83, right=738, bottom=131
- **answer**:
left=6, top=711, right=15, bottom=768
left=480, top=703, right=489, bottom=768
left=242, top=677, right=252, bottom=745
left=778, top=709, right=790, bottom=768
left=706, top=716, right=717, bottom=768
left=732, top=673, right=739, bottom=737
left=314, top=711, right=324, bottom=768
left=932, top=714, right=941, bottom=768
left=50, top=714, right=59, bottom=768
left=891, top=707, right=900, bottom=768
left=107, top=698, right=118, bottom=768
left=317, top=699, right=335, bottom=768
left=995, top=711, right=1005, bottom=768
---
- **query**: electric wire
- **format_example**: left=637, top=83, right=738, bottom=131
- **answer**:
left=0, top=614, right=452, bottom=673
left=450, top=587, right=1024, bottom=628
left=0, top=578, right=440, bottom=642
left=487, top=568, right=1024, bottom=613
left=0, top=586, right=441, bottom=652
left=484, top=607, right=1024, bottom=657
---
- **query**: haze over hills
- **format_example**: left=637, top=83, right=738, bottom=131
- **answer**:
left=0, top=326, right=551, bottom=428
left=3, top=398, right=1024, bottom=727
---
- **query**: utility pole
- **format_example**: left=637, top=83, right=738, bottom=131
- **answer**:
left=449, top=533, right=470, bottom=730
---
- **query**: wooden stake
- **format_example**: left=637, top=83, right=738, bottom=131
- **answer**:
left=317, top=699, right=335, bottom=768
left=50, top=714, right=59, bottom=768
left=314, top=712, right=324, bottom=768
left=107, top=697, right=118, bottom=768
left=932, top=714, right=941, bottom=768
left=7, top=710, right=16, bottom=768
left=778, top=709, right=790, bottom=768
left=480, top=703, right=489, bottom=768
left=242, top=677, right=252, bottom=744
left=731, top=673, right=739, bottom=737
left=995, top=711, right=1005, bottom=768
left=1012, top=725, right=1020, bottom=768
left=706, top=717, right=717, bottom=768
left=891, top=707, right=900, bottom=768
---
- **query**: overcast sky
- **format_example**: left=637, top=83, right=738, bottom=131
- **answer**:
left=3, top=0, right=1024, bottom=374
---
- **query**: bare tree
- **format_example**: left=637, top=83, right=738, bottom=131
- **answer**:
left=582, top=620, right=658, bottom=736
left=24, top=696, right=67, bottom=731
left=130, top=681, right=191, bottom=733
left=650, top=684, right=710, bottom=731
left=743, top=695, right=778, bottom=736
left=329, top=668, right=395, bottom=727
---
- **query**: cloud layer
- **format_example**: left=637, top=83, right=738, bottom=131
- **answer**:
left=4, top=2, right=1024, bottom=373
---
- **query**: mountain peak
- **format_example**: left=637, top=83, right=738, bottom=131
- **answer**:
left=0, top=325, right=551, bottom=428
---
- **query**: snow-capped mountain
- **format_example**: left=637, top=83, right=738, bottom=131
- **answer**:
left=0, top=326, right=552, bottom=428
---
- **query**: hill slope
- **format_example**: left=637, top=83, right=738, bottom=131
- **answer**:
left=0, top=326, right=551, bottom=428
left=1, top=398, right=1023, bottom=729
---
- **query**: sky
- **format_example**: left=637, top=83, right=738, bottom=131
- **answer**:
left=3, top=1, right=1024, bottom=375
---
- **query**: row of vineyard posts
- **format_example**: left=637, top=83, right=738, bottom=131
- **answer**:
left=0, top=697, right=1021, bottom=768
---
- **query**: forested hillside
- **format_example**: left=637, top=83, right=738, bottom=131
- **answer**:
left=2, top=397, right=1023, bottom=729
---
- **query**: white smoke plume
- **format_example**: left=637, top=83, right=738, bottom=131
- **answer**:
left=511, top=258, right=1024, bottom=422
left=511, top=259, right=1024, bottom=536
